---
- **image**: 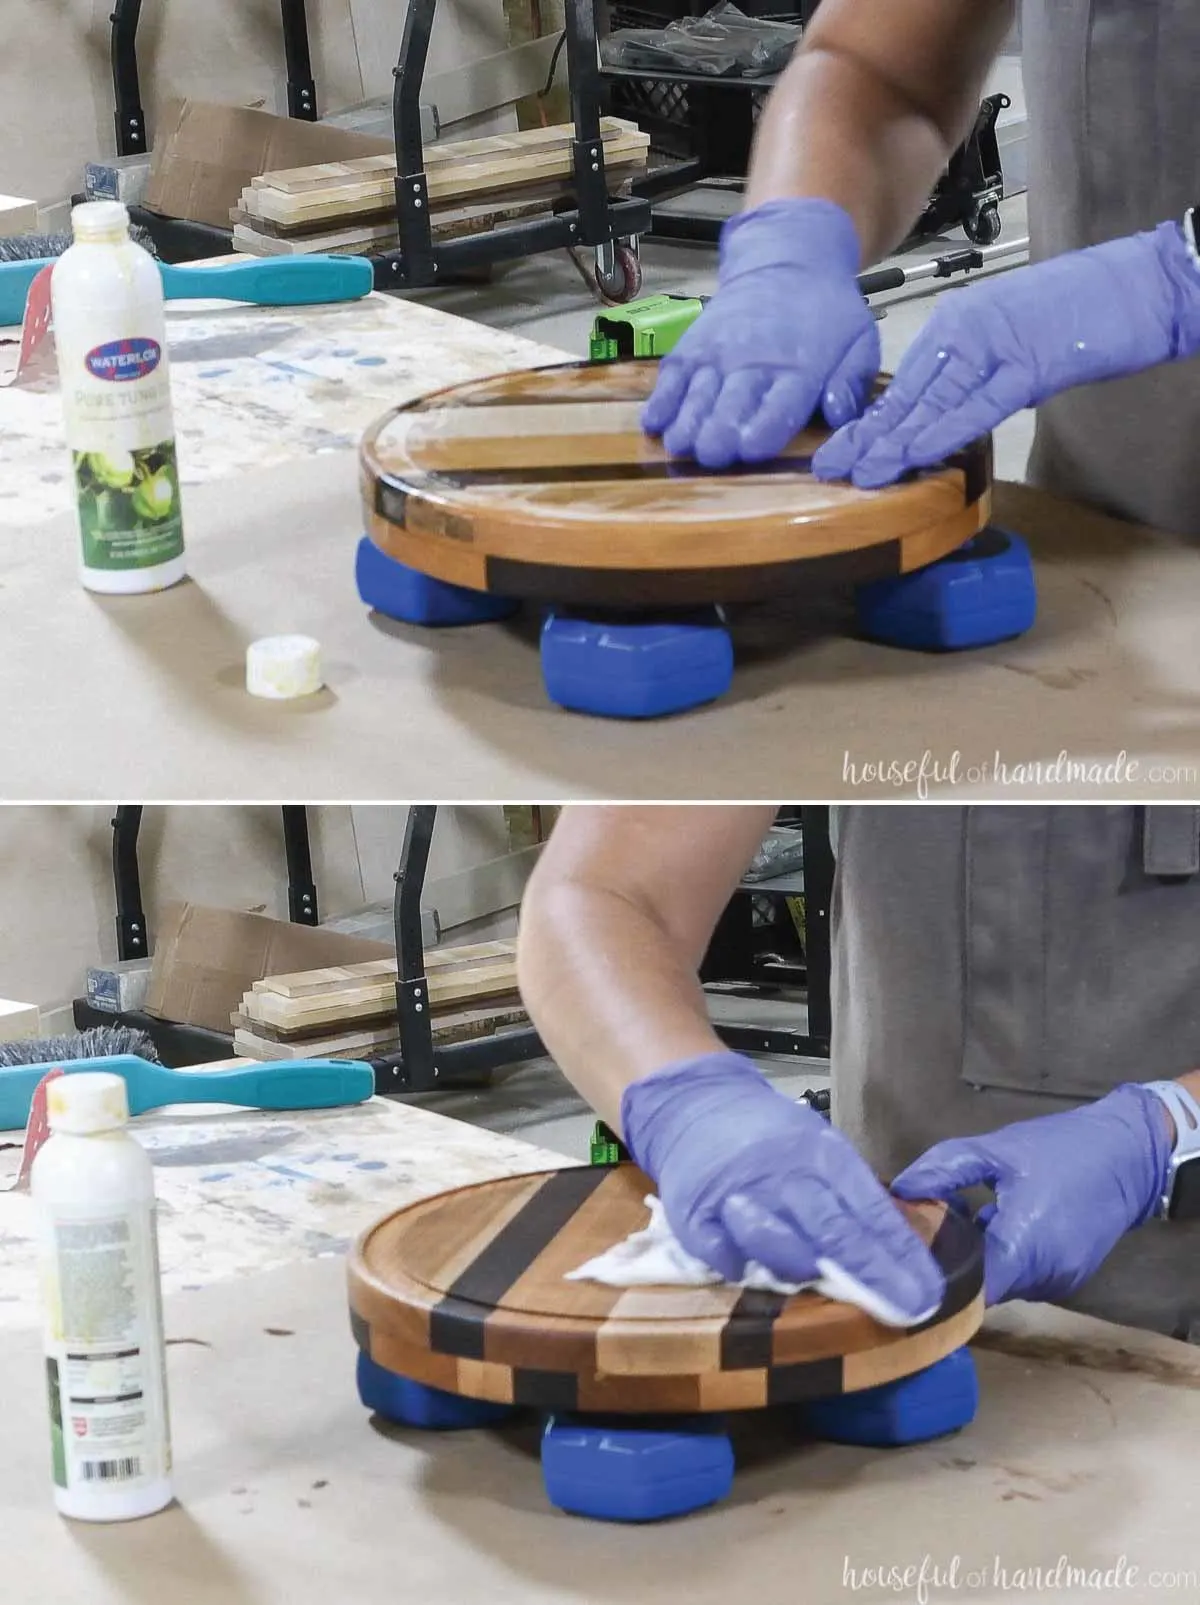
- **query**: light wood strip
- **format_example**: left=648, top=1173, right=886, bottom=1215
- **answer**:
left=255, top=117, right=641, bottom=194
left=250, top=137, right=648, bottom=227
left=842, top=1296, right=984, bottom=1392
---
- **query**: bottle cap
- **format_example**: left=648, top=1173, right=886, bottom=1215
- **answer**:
left=47, top=1072, right=130, bottom=1134
left=245, top=635, right=323, bottom=700
left=71, top=200, right=131, bottom=243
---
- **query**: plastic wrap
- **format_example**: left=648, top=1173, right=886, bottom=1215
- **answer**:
left=601, top=3, right=802, bottom=79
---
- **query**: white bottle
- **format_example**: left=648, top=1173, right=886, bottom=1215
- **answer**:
left=30, top=1073, right=174, bottom=1521
left=50, top=200, right=187, bottom=593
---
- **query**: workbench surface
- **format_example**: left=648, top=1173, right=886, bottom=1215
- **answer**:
left=6, top=289, right=1200, bottom=798
left=3, top=1091, right=1199, bottom=1605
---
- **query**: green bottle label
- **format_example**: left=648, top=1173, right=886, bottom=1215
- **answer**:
left=72, top=440, right=185, bottom=571
left=46, top=1357, right=67, bottom=1489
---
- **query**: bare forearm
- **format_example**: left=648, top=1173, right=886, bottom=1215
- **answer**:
left=517, top=884, right=721, bottom=1129
left=745, top=0, right=1015, bottom=263
left=518, top=806, right=776, bottom=1131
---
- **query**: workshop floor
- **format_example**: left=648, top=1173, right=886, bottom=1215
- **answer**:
left=414, top=189, right=1035, bottom=483
left=422, top=992, right=830, bottom=1161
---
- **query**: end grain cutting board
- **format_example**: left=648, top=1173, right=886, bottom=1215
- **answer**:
left=348, top=1164, right=985, bottom=1415
left=360, top=361, right=994, bottom=608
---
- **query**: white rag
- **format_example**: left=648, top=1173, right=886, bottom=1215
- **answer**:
left=564, top=1195, right=937, bottom=1330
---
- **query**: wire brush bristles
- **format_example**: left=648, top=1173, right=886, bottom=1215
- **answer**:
left=0, top=1026, right=160, bottom=1068
left=0, top=226, right=158, bottom=263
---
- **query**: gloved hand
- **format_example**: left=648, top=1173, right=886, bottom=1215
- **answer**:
left=813, top=221, right=1200, bottom=489
left=641, top=198, right=880, bottom=468
left=620, top=1051, right=945, bottom=1324
left=890, top=1084, right=1173, bottom=1306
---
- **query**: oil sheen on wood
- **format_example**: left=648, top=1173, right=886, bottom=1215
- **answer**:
left=348, top=1164, right=985, bottom=1413
left=360, top=361, right=994, bottom=608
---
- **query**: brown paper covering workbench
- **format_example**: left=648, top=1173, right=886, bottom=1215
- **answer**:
left=2, top=1094, right=1199, bottom=1605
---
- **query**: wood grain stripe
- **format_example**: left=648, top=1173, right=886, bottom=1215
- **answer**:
left=765, top=1354, right=846, bottom=1406
left=429, top=1167, right=609, bottom=1358
left=721, top=1288, right=789, bottom=1370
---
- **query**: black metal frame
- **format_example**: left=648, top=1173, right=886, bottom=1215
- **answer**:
left=112, top=805, right=148, bottom=959
left=642, top=96, right=1010, bottom=249
left=110, top=805, right=320, bottom=959
left=111, top=0, right=651, bottom=283
left=110, top=0, right=147, bottom=157
left=282, top=805, right=319, bottom=925
left=371, top=806, right=545, bottom=1093
left=707, top=805, right=833, bottom=1062
left=110, top=0, right=317, bottom=159
left=371, top=0, right=650, bottom=291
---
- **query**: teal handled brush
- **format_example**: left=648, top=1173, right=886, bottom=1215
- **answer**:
left=0, top=1026, right=373, bottom=1130
left=0, top=232, right=373, bottom=327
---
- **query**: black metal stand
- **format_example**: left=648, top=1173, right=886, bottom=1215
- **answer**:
left=372, top=806, right=544, bottom=1094
left=112, top=806, right=148, bottom=960
left=371, top=0, right=650, bottom=293
left=110, top=806, right=320, bottom=951
left=110, top=0, right=317, bottom=158
left=110, top=0, right=148, bottom=157
left=706, top=805, right=833, bottom=1062
left=280, top=0, right=318, bottom=121
left=282, top=806, right=319, bottom=925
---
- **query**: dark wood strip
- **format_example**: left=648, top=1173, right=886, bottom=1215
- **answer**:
left=512, top=1368, right=580, bottom=1411
left=720, top=1288, right=789, bottom=1370
left=416, top=458, right=817, bottom=490
left=375, top=480, right=408, bottom=525
left=429, top=1167, right=610, bottom=1359
left=349, top=1307, right=372, bottom=1354
left=947, top=439, right=990, bottom=507
left=765, top=1354, right=846, bottom=1406
left=485, top=543, right=902, bottom=607
left=909, top=1210, right=984, bottom=1335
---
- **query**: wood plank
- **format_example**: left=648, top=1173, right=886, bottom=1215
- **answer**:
left=231, top=193, right=558, bottom=258
left=249, top=135, right=648, bottom=228
left=253, top=940, right=516, bottom=1000
left=233, top=999, right=529, bottom=1062
left=235, top=188, right=556, bottom=239
left=254, top=116, right=640, bottom=194
left=244, top=962, right=519, bottom=1030
left=236, top=987, right=524, bottom=1040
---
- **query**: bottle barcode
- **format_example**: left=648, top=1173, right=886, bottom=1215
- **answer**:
left=80, top=1457, right=142, bottom=1483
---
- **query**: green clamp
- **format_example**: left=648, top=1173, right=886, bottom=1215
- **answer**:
left=590, top=1119, right=630, bottom=1166
left=589, top=293, right=707, bottom=363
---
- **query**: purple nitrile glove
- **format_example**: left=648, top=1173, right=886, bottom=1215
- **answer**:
left=813, top=221, right=1200, bottom=489
left=641, top=198, right=880, bottom=469
left=620, top=1051, right=945, bottom=1322
left=890, top=1084, right=1174, bottom=1307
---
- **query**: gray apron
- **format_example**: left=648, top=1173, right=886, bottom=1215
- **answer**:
left=1020, top=0, right=1200, bottom=536
left=830, top=806, right=1200, bottom=1337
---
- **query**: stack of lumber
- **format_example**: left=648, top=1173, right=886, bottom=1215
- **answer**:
left=232, top=939, right=526, bottom=1061
left=231, top=117, right=650, bottom=258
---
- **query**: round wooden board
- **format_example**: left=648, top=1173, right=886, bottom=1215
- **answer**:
left=360, top=361, right=994, bottom=607
left=348, top=1165, right=985, bottom=1415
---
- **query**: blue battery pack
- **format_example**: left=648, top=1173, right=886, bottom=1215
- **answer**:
left=802, top=1348, right=979, bottom=1447
left=541, top=1414, right=735, bottom=1522
left=355, top=535, right=518, bottom=627
left=540, top=608, right=734, bottom=718
left=857, top=527, right=1036, bottom=651
left=356, top=1353, right=519, bottom=1431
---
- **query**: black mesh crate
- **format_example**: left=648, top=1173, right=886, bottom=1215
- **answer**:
left=604, top=4, right=800, bottom=162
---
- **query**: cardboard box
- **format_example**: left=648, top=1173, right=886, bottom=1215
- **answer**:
left=145, top=902, right=393, bottom=1034
left=143, top=98, right=394, bottom=229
